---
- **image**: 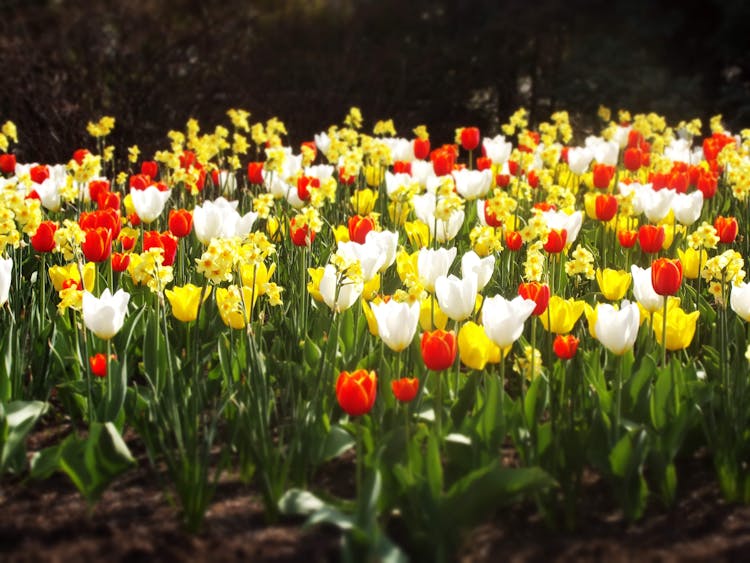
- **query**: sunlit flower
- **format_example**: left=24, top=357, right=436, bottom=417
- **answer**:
left=82, top=288, right=130, bottom=340
left=371, top=298, right=420, bottom=352
left=596, top=268, right=632, bottom=301
left=592, top=300, right=640, bottom=355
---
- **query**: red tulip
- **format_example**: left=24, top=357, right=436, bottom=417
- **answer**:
left=638, top=224, right=665, bottom=254
left=476, top=156, right=492, bottom=171
left=483, top=200, right=503, bottom=228
left=129, top=174, right=151, bottom=191
left=651, top=258, right=683, bottom=296
left=518, top=282, right=550, bottom=316
left=592, top=164, right=615, bottom=190
left=30, top=164, right=49, bottom=184
left=335, top=369, right=377, bottom=416
left=72, top=148, right=90, bottom=165
left=618, top=229, right=638, bottom=249
left=301, top=141, right=317, bottom=161
left=297, top=176, right=320, bottom=201
left=169, top=209, right=193, bottom=238
left=0, top=153, right=16, bottom=175
left=714, top=216, right=738, bottom=244
left=391, top=377, right=419, bottom=403
left=290, top=218, right=315, bottom=247
left=348, top=215, right=375, bottom=244
left=81, top=227, right=113, bottom=263
left=89, top=354, right=108, bottom=378
left=30, top=221, right=57, bottom=253
left=144, top=231, right=178, bottom=266
left=413, top=138, right=430, bottom=160
left=393, top=161, right=411, bottom=175
left=623, top=147, right=643, bottom=171
left=505, top=230, right=523, bottom=251
left=460, top=127, right=480, bottom=151
left=420, top=330, right=457, bottom=371
left=553, top=334, right=579, bottom=360
left=543, top=229, right=567, bottom=253
left=141, top=160, right=158, bottom=180
left=97, top=191, right=120, bottom=212
left=595, top=194, right=618, bottom=222
left=111, top=252, right=131, bottom=273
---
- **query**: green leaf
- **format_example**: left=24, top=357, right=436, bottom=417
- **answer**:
left=278, top=488, right=326, bottom=516
left=304, top=338, right=322, bottom=368
left=1, top=400, right=47, bottom=474
left=56, top=422, right=135, bottom=505
left=322, top=424, right=355, bottom=461
left=425, top=433, right=443, bottom=499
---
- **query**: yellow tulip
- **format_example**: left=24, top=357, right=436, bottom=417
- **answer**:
left=350, top=188, right=378, bottom=216
left=216, top=286, right=256, bottom=330
left=165, top=284, right=211, bottom=323
left=362, top=274, right=381, bottom=301
left=361, top=298, right=379, bottom=336
left=364, top=165, right=382, bottom=187
left=123, top=193, right=135, bottom=217
left=677, top=247, right=707, bottom=280
left=333, top=224, right=350, bottom=244
left=404, top=220, right=430, bottom=249
left=396, top=249, right=419, bottom=284
left=49, top=262, right=95, bottom=292
left=652, top=306, right=699, bottom=351
left=306, top=267, right=325, bottom=303
left=539, top=295, right=585, bottom=334
left=419, top=295, right=448, bottom=331
left=240, top=262, right=276, bottom=291
left=458, top=321, right=499, bottom=370
left=388, top=201, right=411, bottom=227
left=583, top=192, right=598, bottom=220
left=596, top=268, right=632, bottom=301
left=584, top=302, right=597, bottom=338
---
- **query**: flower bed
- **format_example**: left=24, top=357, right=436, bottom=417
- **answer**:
left=1, top=107, right=750, bottom=560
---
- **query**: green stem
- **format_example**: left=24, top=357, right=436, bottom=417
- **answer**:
left=661, top=296, right=669, bottom=368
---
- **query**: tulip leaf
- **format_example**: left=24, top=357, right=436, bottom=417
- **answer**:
left=425, top=433, right=443, bottom=500
left=322, top=424, right=355, bottom=461
left=0, top=400, right=47, bottom=474
left=278, top=488, right=326, bottom=516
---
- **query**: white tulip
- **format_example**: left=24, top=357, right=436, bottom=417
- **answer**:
left=0, top=257, right=12, bottom=306
left=365, top=230, right=399, bottom=273
left=435, top=273, right=478, bottom=322
left=418, top=247, right=457, bottom=293
left=593, top=300, right=640, bottom=355
left=730, top=282, right=750, bottom=322
left=130, top=185, right=171, bottom=224
left=482, top=295, right=536, bottom=348
left=452, top=168, right=492, bottom=200
left=482, top=135, right=513, bottom=165
left=319, top=264, right=362, bottom=313
left=630, top=265, right=664, bottom=313
left=672, top=191, right=703, bottom=226
left=567, top=147, right=594, bottom=175
left=82, top=288, right=130, bottom=340
left=371, top=299, right=420, bottom=352
left=461, top=251, right=495, bottom=292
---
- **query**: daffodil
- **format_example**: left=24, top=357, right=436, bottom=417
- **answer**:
left=48, top=262, right=96, bottom=292
left=539, top=296, right=585, bottom=334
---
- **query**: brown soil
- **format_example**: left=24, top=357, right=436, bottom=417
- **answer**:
left=3, top=420, right=750, bottom=562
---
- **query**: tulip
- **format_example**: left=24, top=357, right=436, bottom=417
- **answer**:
left=193, top=198, right=250, bottom=244
left=542, top=210, right=582, bottom=244
left=461, top=250, right=495, bottom=292
left=460, top=127, right=480, bottom=151
left=593, top=300, right=640, bottom=355
left=518, top=282, right=550, bottom=316
left=365, top=230, right=399, bottom=273
left=596, top=268, right=632, bottom=301
left=640, top=187, right=675, bottom=223
left=592, top=163, right=616, bottom=189
left=216, top=286, right=256, bottom=329
left=714, top=216, right=738, bottom=244
left=49, top=262, right=95, bottom=293
left=672, top=191, right=703, bottom=226
left=391, top=377, right=419, bottom=403
left=567, top=147, right=594, bottom=175
left=319, top=264, right=363, bottom=313
left=435, top=273, right=478, bottom=322
left=458, top=321, right=501, bottom=370
left=652, top=305, right=700, bottom=351
left=543, top=229, right=567, bottom=253
left=595, top=194, right=618, bottom=222
left=413, top=138, right=430, bottom=160
left=89, top=353, right=109, bottom=378
left=505, top=230, right=523, bottom=251
left=0, top=153, right=16, bottom=175
left=0, top=257, right=11, bottom=306
left=82, top=288, right=130, bottom=340
left=553, top=334, right=579, bottom=360
left=168, top=209, right=193, bottom=238
left=677, top=247, right=707, bottom=280
left=371, top=299, right=420, bottom=352
left=618, top=229, right=638, bottom=249
left=419, top=295, right=449, bottom=331
left=336, top=369, right=377, bottom=416
left=482, top=295, right=536, bottom=348
left=539, top=296, right=585, bottom=334
left=347, top=215, right=375, bottom=244
left=482, top=135, right=512, bottom=165
left=130, top=185, right=171, bottom=224
left=81, top=227, right=113, bottom=263
left=166, top=284, right=211, bottom=323
left=143, top=231, right=178, bottom=267
left=290, top=218, right=315, bottom=247
left=623, top=147, right=643, bottom=171
left=350, top=188, right=378, bottom=216
left=417, top=246, right=457, bottom=293
left=730, top=282, right=750, bottom=322
left=651, top=258, right=683, bottom=296
left=452, top=168, right=492, bottom=199
left=420, top=329, right=457, bottom=371
left=630, top=265, right=664, bottom=313
left=111, top=252, right=131, bottom=273
left=638, top=224, right=665, bottom=254
left=30, top=221, right=57, bottom=253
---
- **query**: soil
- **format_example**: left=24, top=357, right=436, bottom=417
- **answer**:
left=3, top=419, right=750, bottom=562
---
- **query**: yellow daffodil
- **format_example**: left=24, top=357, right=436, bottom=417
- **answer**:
left=652, top=305, right=700, bottom=351
left=596, top=268, right=632, bottom=301
left=216, top=285, right=256, bottom=329
left=539, top=296, right=585, bottom=334
left=165, top=284, right=211, bottom=323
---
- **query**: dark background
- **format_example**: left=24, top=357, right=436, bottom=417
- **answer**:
left=2, top=0, right=749, bottom=163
